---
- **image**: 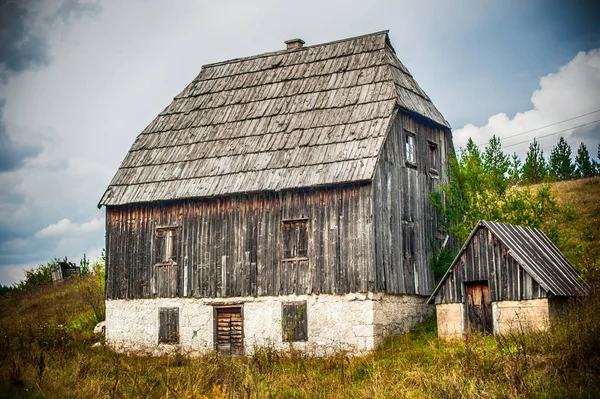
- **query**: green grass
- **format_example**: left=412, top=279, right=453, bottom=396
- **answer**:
left=0, top=177, right=599, bottom=398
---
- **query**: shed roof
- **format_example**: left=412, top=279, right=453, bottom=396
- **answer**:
left=428, top=221, right=588, bottom=304
left=99, top=31, right=449, bottom=207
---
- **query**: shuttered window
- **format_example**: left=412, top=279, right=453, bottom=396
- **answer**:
left=156, top=228, right=178, bottom=264
left=215, top=306, right=244, bottom=356
left=282, top=301, right=308, bottom=342
left=428, top=141, right=438, bottom=171
left=158, top=307, right=179, bottom=344
left=282, top=219, right=308, bottom=259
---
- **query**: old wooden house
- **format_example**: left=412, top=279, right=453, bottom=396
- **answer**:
left=429, top=221, right=587, bottom=338
left=98, top=31, right=453, bottom=355
left=51, top=261, right=80, bottom=282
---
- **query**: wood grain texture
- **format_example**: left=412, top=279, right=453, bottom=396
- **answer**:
left=105, top=184, right=374, bottom=299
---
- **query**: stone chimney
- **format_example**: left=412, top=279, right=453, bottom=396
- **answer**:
left=285, top=38, right=305, bottom=50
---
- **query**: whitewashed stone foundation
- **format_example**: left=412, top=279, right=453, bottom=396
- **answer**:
left=105, top=293, right=432, bottom=356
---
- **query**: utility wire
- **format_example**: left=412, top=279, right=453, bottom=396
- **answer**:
left=476, top=109, right=600, bottom=147
left=501, top=119, right=600, bottom=150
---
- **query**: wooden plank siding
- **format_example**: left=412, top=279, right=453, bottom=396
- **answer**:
left=105, top=184, right=374, bottom=299
left=434, top=226, right=547, bottom=304
left=372, top=113, right=452, bottom=296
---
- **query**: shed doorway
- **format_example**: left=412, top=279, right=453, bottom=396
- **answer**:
left=214, top=306, right=244, bottom=356
left=465, top=282, right=493, bottom=333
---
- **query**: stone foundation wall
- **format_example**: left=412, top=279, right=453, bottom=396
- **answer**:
left=372, top=294, right=433, bottom=346
left=435, top=303, right=464, bottom=339
left=492, top=299, right=549, bottom=334
left=105, top=293, right=429, bottom=356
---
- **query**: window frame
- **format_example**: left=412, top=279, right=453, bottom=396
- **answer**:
left=428, top=140, right=439, bottom=174
left=158, top=307, right=179, bottom=344
left=282, top=301, right=308, bottom=342
left=281, top=218, right=309, bottom=261
left=405, top=131, right=417, bottom=166
left=155, top=226, right=178, bottom=265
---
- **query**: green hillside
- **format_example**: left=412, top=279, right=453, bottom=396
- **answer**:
left=0, top=178, right=598, bottom=399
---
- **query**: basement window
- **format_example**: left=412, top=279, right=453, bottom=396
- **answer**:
left=156, top=227, right=178, bottom=264
left=282, top=301, right=308, bottom=342
left=405, top=132, right=416, bottom=165
left=282, top=219, right=308, bottom=260
left=159, top=307, right=179, bottom=344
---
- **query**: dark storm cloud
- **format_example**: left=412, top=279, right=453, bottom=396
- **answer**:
left=0, top=0, right=49, bottom=77
left=0, top=99, right=42, bottom=171
left=0, top=0, right=101, bottom=79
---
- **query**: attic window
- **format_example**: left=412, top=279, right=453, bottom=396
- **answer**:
left=282, top=219, right=308, bottom=260
left=428, top=141, right=438, bottom=172
left=156, top=227, right=178, bottom=264
left=405, top=133, right=416, bottom=164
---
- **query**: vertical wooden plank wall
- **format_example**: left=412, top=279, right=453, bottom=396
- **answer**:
left=372, top=113, right=452, bottom=296
left=434, top=227, right=547, bottom=304
left=105, top=184, right=374, bottom=299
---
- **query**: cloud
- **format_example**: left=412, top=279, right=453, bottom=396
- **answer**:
left=35, top=217, right=104, bottom=238
left=453, top=49, right=600, bottom=158
left=0, top=0, right=101, bottom=79
left=0, top=99, right=43, bottom=171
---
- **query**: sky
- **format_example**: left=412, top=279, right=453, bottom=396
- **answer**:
left=0, top=0, right=599, bottom=285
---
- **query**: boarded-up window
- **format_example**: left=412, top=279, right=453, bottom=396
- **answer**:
left=215, top=306, right=244, bottom=356
left=428, top=141, right=438, bottom=171
left=159, top=307, right=179, bottom=343
left=282, top=219, right=308, bottom=259
left=282, top=301, right=308, bottom=342
left=405, top=133, right=416, bottom=163
left=156, top=228, right=178, bottom=264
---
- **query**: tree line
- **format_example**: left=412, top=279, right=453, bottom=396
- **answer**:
left=504, top=137, right=599, bottom=185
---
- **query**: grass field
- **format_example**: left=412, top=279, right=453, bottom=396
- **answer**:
left=0, top=178, right=598, bottom=398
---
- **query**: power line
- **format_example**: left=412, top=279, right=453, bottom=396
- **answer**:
left=501, top=119, right=600, bottom=150
left=476, top=109, right=600, bottom=147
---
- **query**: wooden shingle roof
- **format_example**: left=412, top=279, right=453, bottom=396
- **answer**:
left=99, top=30, right=449, bottom=206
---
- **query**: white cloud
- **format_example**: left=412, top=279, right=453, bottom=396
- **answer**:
left=35, top=217, right=104, bottom=238
left=453, top=49, right=600, bottom=158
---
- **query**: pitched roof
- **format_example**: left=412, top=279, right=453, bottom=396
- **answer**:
left=428, top=221, right=588, bottom=303
left=99, top=31, right=449, bottom=206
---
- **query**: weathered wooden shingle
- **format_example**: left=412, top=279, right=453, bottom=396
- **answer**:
left=99, top=31, right=449, bottom=206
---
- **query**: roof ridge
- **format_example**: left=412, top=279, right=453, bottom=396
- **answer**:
left=202, top=30, right=389, bottom=69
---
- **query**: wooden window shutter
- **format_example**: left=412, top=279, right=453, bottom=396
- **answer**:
left=159, top=307, right=179, bottom=343
left=170, top=230, right=178, bottom=262
left=282, top=220, right=309, bottom=260
left=282, top=301, right=307, bottom=342
left=156, top=232, right=166, bottom=264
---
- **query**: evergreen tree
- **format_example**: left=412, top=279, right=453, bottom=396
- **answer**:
left=522, top=138, right=548, bottom=184
left=549, top=137, right=575, bottom=181
left=575, top=142, right=596, bottom=178
left=508, top=152, right=522, bottom=184
left=482, top=135, right=510, bottom=194
left=594, top=144, right=600, bottom=175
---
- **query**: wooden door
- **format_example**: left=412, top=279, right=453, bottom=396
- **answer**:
left=465, top=282, right=493, bottom=333
left=215, top=306, right=243, bottom=356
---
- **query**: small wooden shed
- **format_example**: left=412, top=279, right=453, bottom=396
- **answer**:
left=428, top=221, right=587, bottom=338
left=51, top=261, right=80, bottom=282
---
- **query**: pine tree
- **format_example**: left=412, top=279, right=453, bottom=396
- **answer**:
left=522, top=138, right=547, bottom=184
left=482, top=135, right=510, bottom=194
left=575, top=142, right=596, bottom=178
left=549, top=136, right=575, bottom=181
left=594, top=144, right=600, bottom=175
left=508, top=152, right=522, bottom=184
